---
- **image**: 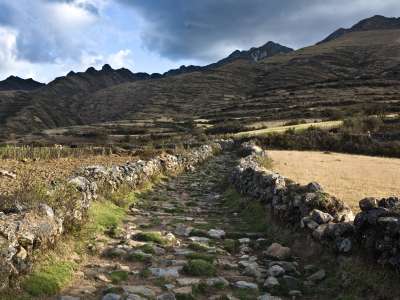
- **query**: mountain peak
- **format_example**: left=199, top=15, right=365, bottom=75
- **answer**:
left=0, top=76, right=44, bottom=91
left=101, top=64, right=113, bottom=72
left=224, top=41, right=293, bottom=63
left=318, top=15, right=400, bottom=44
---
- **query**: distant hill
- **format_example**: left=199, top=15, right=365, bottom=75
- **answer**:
left=0, top=76, right=44, bottom=91
left=318, top=15, right=400, bottom=44
left=1, top=15, right=400, bottom=142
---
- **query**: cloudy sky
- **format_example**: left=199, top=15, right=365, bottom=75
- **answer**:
left=0, top=0, right=399, bottom=82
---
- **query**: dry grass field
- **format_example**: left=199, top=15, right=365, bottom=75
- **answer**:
left=0, top=154, right=136, bottom=196
left=268, top=150, right=400, bottom=211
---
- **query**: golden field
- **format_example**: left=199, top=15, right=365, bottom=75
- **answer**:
left=268, top=150, right=400, bottom=211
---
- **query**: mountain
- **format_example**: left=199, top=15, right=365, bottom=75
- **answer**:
left=0, top=76, right=44, bottom=91
left=1, top=15, right=400, bottom=142
left=212, top=41, right=294, bottom=65
left=163, top=41, right=293, bottom=77
left=318, top=15, right=400, bottom=44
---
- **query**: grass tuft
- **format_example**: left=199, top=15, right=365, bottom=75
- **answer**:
left=22, top=261, right=75, bottom=296
left=183, top=259, right=216, bottom=277
left=109, top=270, right=129, bottom=284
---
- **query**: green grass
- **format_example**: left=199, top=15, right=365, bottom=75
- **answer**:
left=133, top=231, right=168, bottom=245
left=233, top=120, right=343, bottom=137
left=183, top=259, right=216, bottom=277
left=188, top=242, right=212, bottom=251
left=127, top=251, right=152, bottom=263
left=22, top=261, right=75, bottom=296
left=223, top=239, right=238, bottom=254
left=185, top=252, right=216, bottom=263
left=139, top=243, right=156, bottom=254
left=86, top=201, right=126, bottom=234
left=109, top=270, right=129, bottom=284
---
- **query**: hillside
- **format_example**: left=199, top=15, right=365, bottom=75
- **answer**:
left=1, top=16, right=400, bottom=143
left=0, top=76, right=44, bottom=91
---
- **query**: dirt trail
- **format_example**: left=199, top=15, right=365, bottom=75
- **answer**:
left=56, top=153, right=323, bottom=300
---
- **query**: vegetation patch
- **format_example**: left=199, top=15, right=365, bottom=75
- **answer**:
left=185, top=252, right=216, bottom=263
left=134, top=231, right=168, bottom=245
left=188, top=242, right=211, bottom=252
left=127, top=251, right=152, bottom=263
left=183, top=259, right=216, bottom=277
left=109, top=270, right=129, bottom=284
left=22, top=261, right=75, bottom=296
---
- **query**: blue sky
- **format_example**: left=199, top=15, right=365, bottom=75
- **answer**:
left=0, top=0, right=400, bottom=82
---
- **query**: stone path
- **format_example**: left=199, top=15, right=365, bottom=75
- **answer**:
left=56, top=153, right=325, bottom=300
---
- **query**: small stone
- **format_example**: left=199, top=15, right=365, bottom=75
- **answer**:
left=0, top=170, right=16, bottom=179
left=126, top=295, right=146, bottom=300
left=60, top=296, right=80, bottom=300
left=268, top=265, right=285, bottom=277
left=307, top=182, right=323, bottom=192
left=175, top=224, right=193, bottom=237
left=258, top=293, right=283, bottom=300
left=310, top=209, right=333, bottom=224
left=165, top=284, right=175, bottom=290
left=281, top=275, right=301, bottom=290
left=206, top=277, right=229, bottom=287
left=208, top=229, right=226, bottom=239
left=264, top=276, right=280, bottom=289
left=96, top=274, right=111, bottom=283
left=307, top=269, right=326, bottom=282
left=157, top=293, right=176, bottom=300
left=289, top=290, right=302, bottom=297
left=173, top=286, right=192, bottom=297
left=189, top=236, right=210, bottom=243
left=176, top=278, right=201, bottom=286
left=102, top=294, right=121, bottom=300
left=336, top=238, right=352, bottom=253
left=165, top=233, right=176, bottom=243
left=149, top=267, right=180, bottom=278
left=359, top=197, right=378, bottom=211
left=122, top=286, right=156, bottom=298
left=234, top=281, right=258, bottom=290
left=265, top=243, right=291, bottom=260
left=238, top=238, right=251, bottom=244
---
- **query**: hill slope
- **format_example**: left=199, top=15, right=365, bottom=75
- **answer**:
left=1, top=15, right=400, bottom=142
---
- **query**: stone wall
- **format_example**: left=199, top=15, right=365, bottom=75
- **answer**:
left=231, top=142, right=400, bottom=270
left=0, top=140, right=233, bottom=289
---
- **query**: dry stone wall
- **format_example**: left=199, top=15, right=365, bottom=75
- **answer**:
left=231, top=142, right=400, bottom=270
left=0, top=140, right=233, bottom=289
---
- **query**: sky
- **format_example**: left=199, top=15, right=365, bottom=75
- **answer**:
left=0, top=0, right=400, bottom=83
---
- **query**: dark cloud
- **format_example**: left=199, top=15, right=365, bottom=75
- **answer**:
left=118, top=0, right=400, bottom=61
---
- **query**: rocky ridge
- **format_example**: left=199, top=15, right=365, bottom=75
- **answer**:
left=0, top=76, right=45, bottom=91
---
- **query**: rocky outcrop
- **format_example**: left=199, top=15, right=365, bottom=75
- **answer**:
left=0, top=140, right=232, bottom=289
left=231, top=142, right=400, bottom=270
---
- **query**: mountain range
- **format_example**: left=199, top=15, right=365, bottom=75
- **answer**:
left=1, top=15, right=400, bottom=143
